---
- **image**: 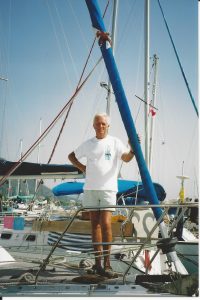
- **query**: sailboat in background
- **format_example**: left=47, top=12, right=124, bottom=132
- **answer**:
left=0, top=0, right=198, bottom=297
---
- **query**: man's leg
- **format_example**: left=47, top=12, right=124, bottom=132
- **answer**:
left=90, top=210, right=102, bottom=268
left=100, top=210, right=112, bottom=269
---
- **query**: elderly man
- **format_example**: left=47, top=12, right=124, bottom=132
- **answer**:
left=68, top=113, right=136, bottom=278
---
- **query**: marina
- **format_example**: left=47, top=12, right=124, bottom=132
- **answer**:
left=0, top=0, right=198, bottom=297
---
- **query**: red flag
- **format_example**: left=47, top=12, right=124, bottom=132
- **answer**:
left=150, top=108, right=156, bottom=117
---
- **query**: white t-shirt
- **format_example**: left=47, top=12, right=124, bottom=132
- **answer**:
left=74, top=135, right=128, bottom=191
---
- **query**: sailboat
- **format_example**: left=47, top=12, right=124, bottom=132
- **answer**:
left=0, top=0, right=198, bottom=297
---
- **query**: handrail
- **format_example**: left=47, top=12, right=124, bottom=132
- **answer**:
left=34, top=206, right=82, bottom=284
left=122, top=207, right=169, bottom=283
left=33, top=202, right=198, bottom=284
left=144, top=206, right=189, bottom=274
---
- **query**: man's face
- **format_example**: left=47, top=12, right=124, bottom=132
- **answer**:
left=93, top=115, right=109, bottom=139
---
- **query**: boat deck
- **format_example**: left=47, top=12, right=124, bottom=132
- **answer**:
left=0, top=261, right=176, bottom=297
left=0, top=255, right=198, bottom=297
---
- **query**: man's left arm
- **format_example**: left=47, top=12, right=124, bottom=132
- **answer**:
left=121, top=149, right=135, bottom=162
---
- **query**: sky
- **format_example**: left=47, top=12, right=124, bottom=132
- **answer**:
left=0, top=0, right=198, bottom=200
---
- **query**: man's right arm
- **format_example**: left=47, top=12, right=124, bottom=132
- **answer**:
left=68, top=151, right=86, bottom=174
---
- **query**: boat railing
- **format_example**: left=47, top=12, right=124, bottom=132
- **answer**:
left=34, top=201, right=198, bottom=284
left=143, top=205, right=189, bottom=276
left=122, top=204, right=191, bottom=283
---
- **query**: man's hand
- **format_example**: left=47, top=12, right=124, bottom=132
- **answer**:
left=68, top=152, right=86, bottom=174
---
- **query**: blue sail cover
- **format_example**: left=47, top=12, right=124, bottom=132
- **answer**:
left=53, top=181, right=84, bottom=196
left=53, top=180, right=138, bottom=196
left=52, top=179, right=166, bottom=203
left=85, top=0, right=163, bottom=220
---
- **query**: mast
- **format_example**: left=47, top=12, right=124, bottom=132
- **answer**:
left=149, top=54, right=159, bottom=172
left=0, top=76, right=8, bottom=158
left=35, top=118, right=42, bottom=193
left=37, top=118, right=42, bottom=164
left=177, top=161, right=189, bottom=203
left=8, top=179, right=11, bottom=197
left=106, top=0, right=118, bottom=116
left=144, top=0, right=150, bottom=168
left=17, top=139, right=23, bottom=195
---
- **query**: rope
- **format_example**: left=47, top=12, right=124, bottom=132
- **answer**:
left=47, top=0, right=110, bottom=159
left=157, top=0, right=198, bottom=117
left=0, top=57, right=102, bottom=187
left=50, top=0, right=110, bottom=147
left=33, top=37, right=99, bottom=197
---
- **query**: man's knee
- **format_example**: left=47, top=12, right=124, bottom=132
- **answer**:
left=101, top=214, right=112, bottom=230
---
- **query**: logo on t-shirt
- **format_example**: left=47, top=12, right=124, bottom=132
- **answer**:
left=105, top=146, right=111, bottom=160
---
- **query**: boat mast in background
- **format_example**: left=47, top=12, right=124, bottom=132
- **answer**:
left=149, top=54, right=159, bottom=173
left=35, top=118, right=42, bottom=193
left=144, top=0, right=150, bottom=168
left=17, top=139, right=23, bottom=195
left=0, top=76, right=8, bottom=159
left=106, top=0, right=118, bottom=117
left=37, top=118, right=42, bottom=165
left=177, top=161, right=189, bottom=203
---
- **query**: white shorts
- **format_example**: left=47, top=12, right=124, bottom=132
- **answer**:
left=83, top=190, right=117, bottom=211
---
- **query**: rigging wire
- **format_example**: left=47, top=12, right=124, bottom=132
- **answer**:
left=80, top=4, right=113, bottom=142
left=53, top=0, right=79, bottom=83
left=115, top=0, right=137, bottom=54
left=0, top=57, right=102, bottom=187
left=44, top=0, right=111, bottom=155
left=20, top=1, right=111, bottom=196
left=45, top=0, right=74, bottom=90
left=46, top=0, right=111, bottom=150
left=110, top=0, right=143, bottom=130
left=67, top=0, right=95, bottom=65
left=0, top=0, right=12, bottom=158
left=0, top=82, right=8, bottom=157
left=157, top=0, right=198, bottom=118
left=0, top=1, right=110, bottom=187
